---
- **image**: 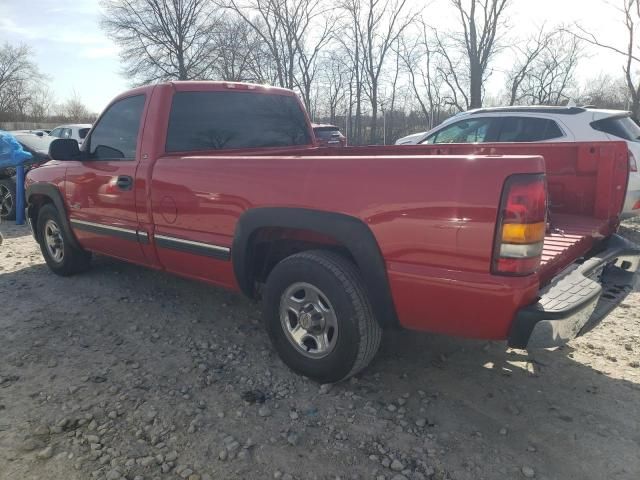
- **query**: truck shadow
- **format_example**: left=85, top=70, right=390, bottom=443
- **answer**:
left=370, top=328, right=640, bottom=478
left=1, top=255, right=639, bottom=479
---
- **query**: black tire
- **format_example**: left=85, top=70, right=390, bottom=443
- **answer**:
left=0, top=178, right=17, bottom=220
left=263, top=250, right=382, bottom=383
left=36, top=204, right=91, bottom=276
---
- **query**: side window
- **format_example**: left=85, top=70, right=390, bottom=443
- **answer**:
left=591, top=116, right=640, bottom=141
left=62, top=128, right=72, bottom=139
left=423, top=118, right=496, bottom=144
left=498, top=117, right=564, bottom=142
left=49, top=128, right=62, bottom=138
left=87, top=95, right=146, bottom=160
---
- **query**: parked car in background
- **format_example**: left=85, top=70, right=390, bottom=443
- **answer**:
left=0, top=132, right=53, bottom=220
left=395, top=130, right=428, bottom=145
left=312, top=123, right=346, bottom=147
left=49, top=124, right=92, bottom=146
left=31, top=129, right=50, bottom=136
left=10, top=129, right=49, bottom=137
left=395, top=106, right=640, bottom=218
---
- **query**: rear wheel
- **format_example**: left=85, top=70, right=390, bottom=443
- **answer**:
left=0, top=178, right=16, bottom=220
left=37, top=204, right=91, bottom=276
left=263, top=250, right=382, bottom=383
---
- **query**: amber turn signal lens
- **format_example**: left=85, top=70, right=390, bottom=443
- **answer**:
left=501, top=222, right=546, bottom=245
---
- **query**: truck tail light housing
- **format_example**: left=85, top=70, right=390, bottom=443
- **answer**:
left=492, top=174, right=547, bottom=276
left=630, top=151, right=638, bottom=172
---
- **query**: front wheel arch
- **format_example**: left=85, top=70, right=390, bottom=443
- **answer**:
left=26, top=183, right=81, bottom=250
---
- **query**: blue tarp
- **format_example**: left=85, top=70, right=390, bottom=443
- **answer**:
left=0, top=130, right=33, bottom=167
left=0, top=131, right=32, bottom=225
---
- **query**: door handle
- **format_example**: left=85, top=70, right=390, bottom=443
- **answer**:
left=116, top=175, right=133, bottom=190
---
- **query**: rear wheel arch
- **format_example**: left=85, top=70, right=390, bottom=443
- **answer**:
left=232, top=207, right=399, bottom=329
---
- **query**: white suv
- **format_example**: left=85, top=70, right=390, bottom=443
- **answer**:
left=49, top=124, right=92, bottom=146
left=395, top=106, right=640, bottom=218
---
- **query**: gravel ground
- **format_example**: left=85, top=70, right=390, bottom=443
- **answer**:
left=1, top=221, right=639, bottom=480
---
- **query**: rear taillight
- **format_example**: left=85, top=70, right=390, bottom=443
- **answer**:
left=492, top=174, right=547, bottom=276
left=630, top=151, right=638, bottom=172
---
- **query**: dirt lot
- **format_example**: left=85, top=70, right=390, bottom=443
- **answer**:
left=1, top=222, right=639, bottom=480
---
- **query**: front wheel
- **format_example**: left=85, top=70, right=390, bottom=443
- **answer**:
left=36, top=204, right=91, bottom=276
left=263, top=250, right=382, bottom=383
left=0, top=178, right=16, bottom=220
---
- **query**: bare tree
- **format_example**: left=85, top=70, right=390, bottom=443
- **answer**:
left=211, top=15, right=265, bottom=82
left=339, top=0, right=365, bottom=144
left=519, top=31, right=581, bottom=105
left=507, top=28, right=581, bottom=105
left=578, top=73, right=629, bottom=109
left=294, top=14, right=335, bottom=112
left=439, top=0, right=511, bottom=109
left=379, top=39, right=403, bottom=144
left=224, top=0, right=290, bottom=89
left=572, top=0, right=640, bottom=119
left=101, top=0, right=219, bottom=84
left=357, top=0, right=417, bottom=143
left=223, top=0, right=334, bottom=111
left=506, top=26, right=550, bottom=105
left=28, top=86, right=55, bottom=123
left=399, top=20, right=447, bottom=129
left=0, top=43, right=44, bottom=120
left=62, top=91, right=92, bottom=122
left=319, top=52, right=350, bottom=124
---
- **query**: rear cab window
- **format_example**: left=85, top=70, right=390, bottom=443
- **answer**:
left=166, top=91, right=312, bottom=152
left=591, top=115, right=640, bottom=141
left=78, top=128, right=90, bottom=140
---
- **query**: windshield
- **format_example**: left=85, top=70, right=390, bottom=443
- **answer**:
left=591, top=115, right=640, bottom=141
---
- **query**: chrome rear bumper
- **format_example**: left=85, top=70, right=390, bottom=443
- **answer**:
left=509, top=234, right=640, bottom=349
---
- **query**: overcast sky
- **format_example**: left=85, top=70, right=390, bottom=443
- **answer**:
left=0, top=0, right=631, bottom=113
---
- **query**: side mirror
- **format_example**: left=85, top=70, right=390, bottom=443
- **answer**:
left=49, top=138, right=81, bottom=161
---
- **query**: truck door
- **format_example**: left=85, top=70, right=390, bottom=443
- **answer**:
left=65, top=94, right=149, bottom=264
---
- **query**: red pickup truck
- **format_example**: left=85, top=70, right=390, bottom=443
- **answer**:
left=26, top=81, right=640, bottom=382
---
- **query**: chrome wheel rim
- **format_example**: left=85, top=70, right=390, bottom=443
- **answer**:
left=280, top=282, right=338, bottom=359
left=0, top=184, right=12, bottom=217
left=44, top=219, right=64, bottom=263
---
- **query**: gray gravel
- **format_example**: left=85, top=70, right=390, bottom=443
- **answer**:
left=1, top=222, right=640, bottom=479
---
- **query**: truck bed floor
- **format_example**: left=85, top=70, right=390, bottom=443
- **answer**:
left=540, top=213, right=613, bottom=283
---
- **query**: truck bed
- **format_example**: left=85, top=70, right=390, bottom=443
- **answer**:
left=291, top=142, right=628, bottom=283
